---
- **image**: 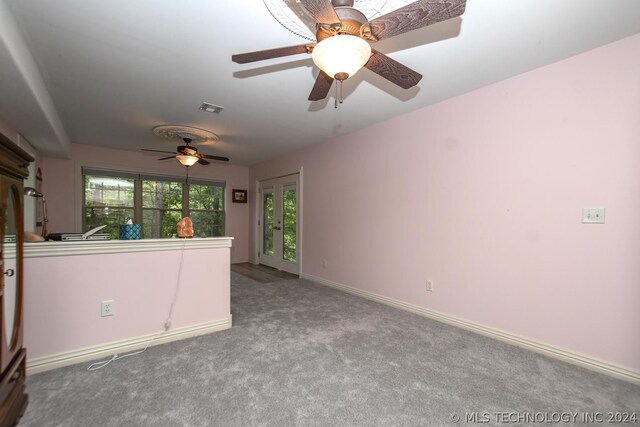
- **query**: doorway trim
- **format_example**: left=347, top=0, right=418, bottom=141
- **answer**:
left=252, top=167, right=303, bottom=275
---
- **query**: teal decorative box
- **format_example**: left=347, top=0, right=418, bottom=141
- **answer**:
left=119, top=224, right=142, bottom=240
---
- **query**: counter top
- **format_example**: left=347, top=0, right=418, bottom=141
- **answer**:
left=17, top=237, right=234, bottom=258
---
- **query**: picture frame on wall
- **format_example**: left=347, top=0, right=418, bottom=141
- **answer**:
left=232, top=189, right=247, bottom=203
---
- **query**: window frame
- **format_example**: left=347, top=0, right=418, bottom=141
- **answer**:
left=82, top=167, right=225, bottom=238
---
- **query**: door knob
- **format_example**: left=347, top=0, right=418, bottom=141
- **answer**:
left=4, top=269, right=14, bottom=277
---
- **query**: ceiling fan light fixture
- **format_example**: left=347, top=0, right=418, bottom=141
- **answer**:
left=176, top=154, right=199, bottom=167
left=311, top=34, right=371, bottom=80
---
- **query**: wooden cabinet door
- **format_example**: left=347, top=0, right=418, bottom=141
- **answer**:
left=0, top=177, right=24, bottom=372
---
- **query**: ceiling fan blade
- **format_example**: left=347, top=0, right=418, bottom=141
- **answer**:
left=197, top=158, right=210, bottom=166
left=142, top=149, right=177, bottom=155
left=232, top=44, right=311, bottom=64
left=157, top=156, right=176, bottom=161
left=200, top=154, right=230, bottom=162
left=365, top=49, right=422, bottom=89
left=369, top=0, right=466, bottom=41
left=299, top=0, right=341, bottom=25
left=308, top=71, right=334, bottom=101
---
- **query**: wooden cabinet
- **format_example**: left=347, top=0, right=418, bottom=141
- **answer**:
left=0, top=133, right=33, bottom=426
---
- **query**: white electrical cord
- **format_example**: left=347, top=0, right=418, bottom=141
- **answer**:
left=88, top=240, right=187, bottom=371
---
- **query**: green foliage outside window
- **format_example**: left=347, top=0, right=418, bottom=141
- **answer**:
left=189, top=184, right=225, bottom=237
left=84, top=175, right=135, bottom=238
left=142, top=180, right=183, bottom=238
left=83, top=172, right=224, bottom=239
left=282, top=189, right=297, bottom=262
left=263, top=193, right=274, bottom=256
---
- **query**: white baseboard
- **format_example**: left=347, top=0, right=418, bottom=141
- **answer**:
left=27, top=316, right=232, bottom=374
left=302, top=273, right=640, bottom=385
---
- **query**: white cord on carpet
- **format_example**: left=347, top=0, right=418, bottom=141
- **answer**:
left=87, top=239, right=187, bottom=371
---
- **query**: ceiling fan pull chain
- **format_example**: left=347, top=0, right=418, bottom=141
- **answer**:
left=334, top=80, right=345, bottom=109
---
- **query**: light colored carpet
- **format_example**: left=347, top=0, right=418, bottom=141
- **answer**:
left=21, top=273, right=640, bottom=426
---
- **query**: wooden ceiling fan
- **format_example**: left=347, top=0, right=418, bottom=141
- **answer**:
left=232, top=0, right=466, bottom=101
left=142, top=138, right=229, bottom=167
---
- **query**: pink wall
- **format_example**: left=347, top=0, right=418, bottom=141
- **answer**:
left=250, top=34, right=640, bottom=371
left=24, top=243, right=231, bottom=359
left=42, top=143, right=250, bottom=263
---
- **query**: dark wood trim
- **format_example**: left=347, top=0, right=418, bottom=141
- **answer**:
left=232, top=189, right=248, bottom=203
left=0, top=134, right=33, bottom=181
left=0, top=131, right=30, bottom=426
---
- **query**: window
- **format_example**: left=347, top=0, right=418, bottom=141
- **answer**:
left=83, top=168, right=225, bottom=239
left=84, top=174, right=135, bottom=236
left=189, top=183, right=225, bottom=237
left=142, top=180, right=183, bottom=239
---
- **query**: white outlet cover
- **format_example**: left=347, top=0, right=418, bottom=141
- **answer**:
left=582, top=207, right=605, bottom=224
left=101, top=300, right=114, bottom=317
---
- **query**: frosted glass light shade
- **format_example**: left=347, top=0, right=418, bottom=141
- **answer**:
left=176, top=155, right=199, bottom=167
left=312, top=35, right=371, bottom=79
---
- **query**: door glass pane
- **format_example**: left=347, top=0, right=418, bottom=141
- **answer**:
left=263, top=192, right=274, bottom=256
left=282, top=187, right=297, bottom=262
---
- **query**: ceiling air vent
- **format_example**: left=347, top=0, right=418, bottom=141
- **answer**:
left=199, top=102, right=224, bottom=114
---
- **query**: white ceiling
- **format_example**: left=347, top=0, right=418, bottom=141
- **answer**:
left=1, top=0, right=639, bottom=165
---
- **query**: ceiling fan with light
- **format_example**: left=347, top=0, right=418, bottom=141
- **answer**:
left=142, top=138, right=230, bottom=167
left=232, top=0, right=466, bottom=104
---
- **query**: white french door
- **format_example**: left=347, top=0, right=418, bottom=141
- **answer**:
left=258, top=174, right=299, bottom=274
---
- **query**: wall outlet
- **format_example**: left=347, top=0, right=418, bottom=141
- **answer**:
left=101, top=300, right=114, bottom=317
left=322, top=260, right=327, bottom=268
left=426, top=280, right=434, bottom=292
left=582, top=207, right=605, bottom=224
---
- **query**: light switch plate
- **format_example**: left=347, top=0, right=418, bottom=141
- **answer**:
left=582, top=208, right=605, bottom=224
